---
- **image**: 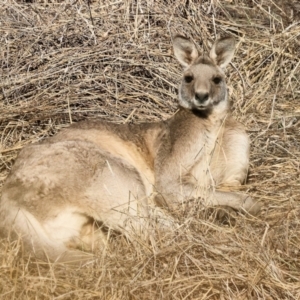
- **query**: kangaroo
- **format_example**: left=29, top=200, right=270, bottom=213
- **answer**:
left=0, top=35, right=260, bottom=263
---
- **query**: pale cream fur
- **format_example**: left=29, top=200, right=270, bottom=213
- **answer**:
left=0, top=35, right=260, bottom=263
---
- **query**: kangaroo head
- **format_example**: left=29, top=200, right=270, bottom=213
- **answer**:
left=173, top=35, right=236, bottom=114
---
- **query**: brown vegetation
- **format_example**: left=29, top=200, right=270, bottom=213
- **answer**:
left=0, top=0, right=299, bottom=299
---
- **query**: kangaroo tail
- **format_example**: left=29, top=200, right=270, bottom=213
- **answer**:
left=0, top=205, right=95, bottom=266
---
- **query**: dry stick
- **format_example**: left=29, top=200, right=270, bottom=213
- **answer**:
left=87, top=0, right=94, bottom=26
left=270, top=141, right=298, bottom=159
left=67, top=92, right=73, bottom=124
left=123, top=108, right=137, bottom=124
left=260, top=222, right=269, bottom=247
left=267, top=80, right=279, bottom=130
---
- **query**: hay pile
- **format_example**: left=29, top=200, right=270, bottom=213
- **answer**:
left=0, top=0, right=299, bottom=298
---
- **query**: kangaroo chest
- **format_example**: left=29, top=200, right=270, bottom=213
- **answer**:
left=183, top=121, right=224, bottom=185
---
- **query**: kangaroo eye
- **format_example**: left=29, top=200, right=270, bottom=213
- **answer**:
left=213, top=76, right=222, bottom=84
left=184, top=74, right=194, bottom=83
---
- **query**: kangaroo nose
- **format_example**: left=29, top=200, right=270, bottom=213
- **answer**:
left=195, top=92, right=209, bottom=103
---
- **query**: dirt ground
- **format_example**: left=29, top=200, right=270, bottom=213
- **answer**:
left=0, top=0, right=299, bottom=299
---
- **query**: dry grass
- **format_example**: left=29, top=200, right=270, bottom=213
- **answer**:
left=1, top=0, right=300, bottom=299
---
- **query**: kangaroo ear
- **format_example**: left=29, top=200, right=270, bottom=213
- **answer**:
left=173, top=35, right=199, bottom=67
left=209, top=37, right=236, bottom=69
